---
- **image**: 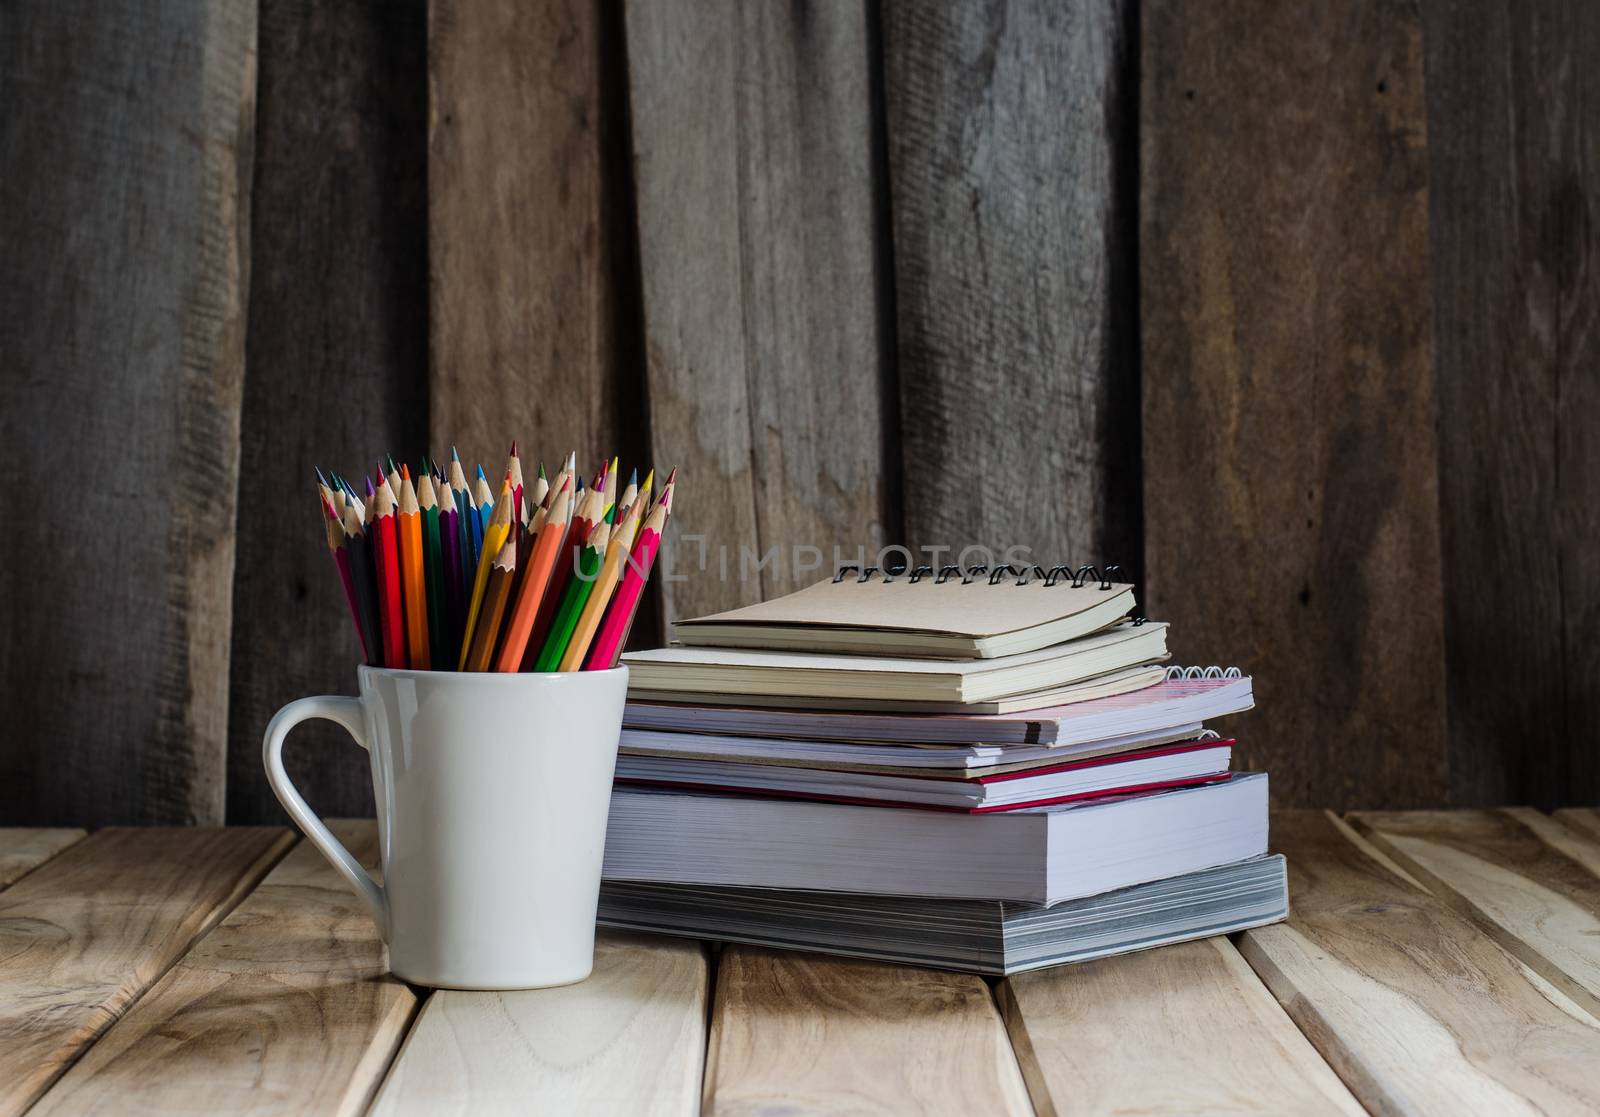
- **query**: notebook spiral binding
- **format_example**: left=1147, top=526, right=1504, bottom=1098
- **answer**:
left=832, top=563, right=1125, bottom=589
left=1164, top=665, right=1243, bottom=680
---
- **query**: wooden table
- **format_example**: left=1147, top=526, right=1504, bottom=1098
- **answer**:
left=2, top=808, right=1598, bottom=1115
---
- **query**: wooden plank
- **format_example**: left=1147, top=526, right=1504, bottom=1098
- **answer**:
left=1424, top=1, right=1600, bottom=807
left=370, top=931, right=706, bottom=1116
left=0, top=0, right=255, bottom=825
left=1351, top=808, right=1600, bottom=1021
left=31, top=822, right=414, bottom=1116
left=704, top=946, right=1031, bottom=1115
left=1140, top=0, right=1446, bottom=808
left=883, top=0, right=1141, bottom=574
left=1237, top=810, right=1600, bottom=1115
left=1555, top=809, right=1600, bottom=845
left=0, top=830, right=86, bottom=890
left=225, top=0, right=430, bottom=823
left=1001, top=936, right=1363, bottom=1116
left=0, top=827, right=292, bottom=1116
left=428, top=0, right=641, bottom=488
left=626, top=0, right=892, bottom=624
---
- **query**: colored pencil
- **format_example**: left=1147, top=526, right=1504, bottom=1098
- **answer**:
left=458, top=482, right=514, bottom=669
left=342, top=503, right=382, bottom=666
left=624, top=468, right=654, bottom=524
left=544, top=451, right=575, bottom=515
left=449, top=448, right=476, bottom=568
left=558, top=498, right=640, bottom=670
left=492, top=479, right=572, bottom=671
left=585, top=475, right=673, bottom=670
left=616, top=468, right=639, bottom=521
left=418, top=473, right=449, bottom=669
left=528, top=462, right=549, bottom=510
left=370, top=477, right=406, bottom=669
left=534, top=510, right=612, bottom=671
left=464, top=539, right=518, bottom=671
left=471, top=465, right=493, bottom=559
left=397, top=468, right=430, bottom=669
left=439, top=498, right=465, bottom=658
left=507, top=441, right=524, bottom=526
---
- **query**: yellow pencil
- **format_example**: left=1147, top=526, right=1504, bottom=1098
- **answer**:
left=458, top=481, right=514, bottom=669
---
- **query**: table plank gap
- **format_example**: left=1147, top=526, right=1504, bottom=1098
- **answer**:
left=29, top=821, right=416, bottom=1117
left=0, top=829, right=87, bottom=890
left=1349, top=808, right=1600, bottom=1022
left=1000, top=935, right=1363, bottom=1116
left=369, top=931, right=708, bottom=1116
left=703, top=945, right=1032, bottom=1116
left=0, top=826, right=292, bottom=1117
left=1552, top=808, right=1600, bottom=846
left=1238, top=809, right=1600, bottom=1116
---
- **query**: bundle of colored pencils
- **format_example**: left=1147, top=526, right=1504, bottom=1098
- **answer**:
left=315, top=444, right=676, bottom=672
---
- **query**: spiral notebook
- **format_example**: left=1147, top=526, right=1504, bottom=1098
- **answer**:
left=672, top=565, right=1136, bottom=658
left=624, top=620, right=1168, bottom=708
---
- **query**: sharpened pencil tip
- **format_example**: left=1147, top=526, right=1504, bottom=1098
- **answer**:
left=509, top=439, right=518, bottom=456
left=538, top=461, right=547, bottom=480
left=476, top=463, right=487, bottom=481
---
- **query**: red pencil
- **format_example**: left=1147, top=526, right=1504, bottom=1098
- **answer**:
left=371, top=477, right=406, bottom=669
left=584, top=475, right=673, bottom=669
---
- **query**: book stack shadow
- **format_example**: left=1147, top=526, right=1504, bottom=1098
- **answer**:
left=600, top=565, right=1284, bottom=975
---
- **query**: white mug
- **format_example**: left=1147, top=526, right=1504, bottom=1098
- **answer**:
left=263, top=665, right=629, bottom=989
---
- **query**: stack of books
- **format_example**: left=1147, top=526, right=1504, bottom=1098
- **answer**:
left=598, top=565, right=1284, bottom=975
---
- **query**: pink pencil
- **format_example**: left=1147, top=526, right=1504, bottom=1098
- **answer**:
left=584, top=479, right=674, bottom=669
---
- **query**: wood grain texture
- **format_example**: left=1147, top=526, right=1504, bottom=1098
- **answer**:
left=1554, top=809, right=1600, bottom=845
left=0, top=0, right=256, bottom=825
left=1425, top=0, right=1600, bottom=807
left=0, top=830, right=86, bottom=890
left=704, top=946, right=1031, bottom=1116
left=1140, top=0, right=1446, bottom=808
left=1238, top=810, right=1600, bottom=1115
left=626, top=0, right=893, bottom=625
left=0, top=828, right=291, bottom=1116
left=370, top=931, right=706, bottom=1117
left=1351, top=808, right=1600, bottom=1021
left=883, top=0, right=1141, bottom=574
left=226, top=0, right=430, bottom=824
left=30, top=822, right=413, bottom=1117
left=1001, top=936, right=1363, bottom=1116
left=428, top=0, right=643, bottom=489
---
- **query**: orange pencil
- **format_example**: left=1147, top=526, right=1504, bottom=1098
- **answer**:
left=464, top=539, right=518, bottom=671
left=492, top=479, right=572, bottom=671
left=397, top=467, right=430, bottom=669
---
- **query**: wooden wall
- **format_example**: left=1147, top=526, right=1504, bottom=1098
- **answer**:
left=2, top=0, right=1596, bottom=825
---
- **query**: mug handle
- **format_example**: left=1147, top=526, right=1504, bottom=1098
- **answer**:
left=263, top=695, right=388, bottom=938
